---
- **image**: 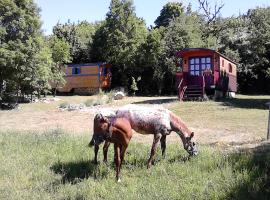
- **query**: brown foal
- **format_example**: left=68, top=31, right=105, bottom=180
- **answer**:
left=89, top=114, right=132, bottom=182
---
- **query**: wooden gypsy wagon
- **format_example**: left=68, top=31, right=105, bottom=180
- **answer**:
left=56, top=63, right=112, bottom=94
left=175, top=48, right=237, bottom=100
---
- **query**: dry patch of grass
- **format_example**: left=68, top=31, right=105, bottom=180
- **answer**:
left=168, top=95, right=270, bottom=146
left=0, top=94, right=269, bottom=147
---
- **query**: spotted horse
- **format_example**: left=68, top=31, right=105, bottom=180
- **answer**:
left=115, top=105, right=197, bottom=168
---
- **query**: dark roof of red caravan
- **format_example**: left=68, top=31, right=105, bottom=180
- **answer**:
left=176, top=48, right=238, bottom=65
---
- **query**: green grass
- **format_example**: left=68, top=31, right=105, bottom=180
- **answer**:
left=1, top=131, right=269, bottom=200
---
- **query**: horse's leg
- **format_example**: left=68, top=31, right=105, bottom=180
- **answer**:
left=103, top=141, right=110, bottom=163
left=147, top=133, right=162, bottom=169
left=120, top=145, right=127, bottom=168
left=114, top=144, right=121, bottom=182
left=94, top=144, right=99, bottom=164
left=160, top=135, right=167, bottom=157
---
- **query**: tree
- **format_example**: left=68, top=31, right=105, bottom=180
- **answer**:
left=91, top=0, right=148, bottom=90
left=197, top=0, right=224, bottom=25
left=136, top=28, right=163, bottom=94
left=197, top=0, right=225, bottom=47
left=238, top=7, right=270, bottom=93
left=75, top=21, right=98, bottom=63
left=30, top=40, right=53, bottom=98
left=0, top=0, right=46, bottom=101
left=154, top=2, right=184, bottom=28
left=49, top=36, right=71, bottom=96
left=159, top=13, right=205, bottom=94
left=52, top=21, right=97, bottom=63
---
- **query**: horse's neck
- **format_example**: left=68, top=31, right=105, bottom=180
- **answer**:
left=169, top=112, right=191, bottom=138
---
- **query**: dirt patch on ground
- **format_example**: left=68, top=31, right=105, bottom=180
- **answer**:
left=0, top=110, right=94, bottom=134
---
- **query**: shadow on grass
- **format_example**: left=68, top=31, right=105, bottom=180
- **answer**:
left=167, top=154, right=192, bottom=164
left=219, top=97, right=270, bottom=110
left=51, top=160, right=109, bottom=184
left=132, top=97, right=178, bottom=105
left=226, top=141, right=270, bottom=199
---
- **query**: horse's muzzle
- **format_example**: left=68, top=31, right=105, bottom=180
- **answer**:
left=185, top=145, right=198, bottom=156
left=190, top=151, right=198, bottom=156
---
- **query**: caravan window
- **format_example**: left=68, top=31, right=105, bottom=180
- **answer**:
left=189, top=57, right=212, bottom=76
left=72, top=67, right=81, bottom=75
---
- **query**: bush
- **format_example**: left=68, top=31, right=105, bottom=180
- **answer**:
left=84, top=99, right=95, bottom=107
left=84, top=92, right=114, bottom=107
left=59, top=101, right=69, bottom=109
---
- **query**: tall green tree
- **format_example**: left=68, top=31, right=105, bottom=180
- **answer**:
left=0, top=0, right=47, bottom=101
left=49, top=36, right=71, bottom=96
left=237, top=7, right=270, bottom=93
left=91, top=0, right=147, bottom=90
left=136, top=28, right=163, bottom=94
left=30, top=40, right=53, bottom=98
left=154, top=2, right=184, bottom=28
left=197, top=0, right=225, bottom=48
left=52, top=21, right=97, bottom=63
left=158, top=12, right=205, bottom=94
left=75, top=21, right=97, bottom=63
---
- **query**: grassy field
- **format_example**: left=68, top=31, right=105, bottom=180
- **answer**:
left=0, top=131, right=270, bottom=200
left=1, top=94, right=270, bottom=199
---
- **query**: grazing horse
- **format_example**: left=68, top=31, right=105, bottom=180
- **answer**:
left=89, top=113, right=132, bottom=182
left=115, top=105, right=197, bottom=168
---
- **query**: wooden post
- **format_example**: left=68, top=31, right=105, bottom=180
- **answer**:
left=266, top=102, right=270, bottom=140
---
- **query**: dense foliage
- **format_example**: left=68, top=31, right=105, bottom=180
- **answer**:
left=91, top=0, right=148, bottom=89
left=0, top=0, right=46, bottom=100
left=0, top=0, right=269, bottom=101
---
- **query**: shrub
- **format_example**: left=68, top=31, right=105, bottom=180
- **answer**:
left=84, top=92, right=114, bottom=107
left=59, top=101, right=69, bottom=109
left=84, top=99, right=95, bottom=107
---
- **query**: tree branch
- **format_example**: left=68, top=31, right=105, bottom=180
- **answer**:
left=198, top=0, right=224, bottom=24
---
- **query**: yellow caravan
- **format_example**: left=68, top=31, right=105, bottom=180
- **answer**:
left=57, top=63, right=112, bottom=94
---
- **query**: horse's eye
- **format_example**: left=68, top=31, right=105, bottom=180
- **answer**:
left=193, top=142, right=195, bottom=146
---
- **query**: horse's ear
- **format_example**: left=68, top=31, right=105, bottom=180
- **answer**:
left=190, top=132, right=194, bottom=138
left=101, top=115, right=109, bottom=123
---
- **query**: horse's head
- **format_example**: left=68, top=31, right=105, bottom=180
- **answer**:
left=184, top=132, right=198, bottom=156
left=89, top=113, right=111, bottom=147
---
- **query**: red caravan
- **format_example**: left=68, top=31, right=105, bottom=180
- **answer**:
left=175, top=48, right=237, bottom=100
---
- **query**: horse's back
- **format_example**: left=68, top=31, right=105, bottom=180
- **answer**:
left=116, top=105, right=171, bottom=134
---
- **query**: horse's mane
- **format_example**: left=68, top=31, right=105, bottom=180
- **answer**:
left=95, top=108, right=116, bottom=119
left=169, top=111, right=192, bottom=137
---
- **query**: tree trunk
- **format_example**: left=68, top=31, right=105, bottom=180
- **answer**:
left=54, top=82, right=58, bottom=97
left=53, top=88, right=57, bottom=97
left=16, top=87, right=19, bottom=104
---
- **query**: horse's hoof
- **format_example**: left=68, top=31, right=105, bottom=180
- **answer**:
left=92, top=160, right=98, bottom=165
left=117, top=178, right=121, bottom=183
